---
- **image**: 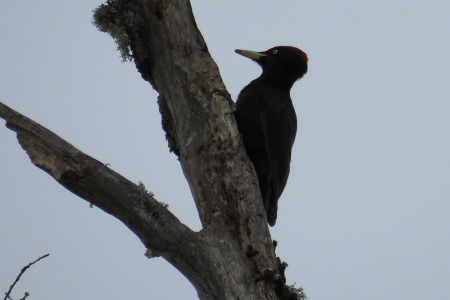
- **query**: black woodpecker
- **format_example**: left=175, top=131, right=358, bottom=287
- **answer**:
left=234, top=46, right=308, bottom=226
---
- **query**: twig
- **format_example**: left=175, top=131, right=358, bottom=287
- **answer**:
left=19, top=292, right=29, bottom=300
left=4, top=254, right=49, bottom=300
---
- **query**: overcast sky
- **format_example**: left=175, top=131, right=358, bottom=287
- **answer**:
left=1, top=1, right=450, bottom=299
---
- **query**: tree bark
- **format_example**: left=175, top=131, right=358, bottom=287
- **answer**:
left=1, top=0, right=301, bottom=299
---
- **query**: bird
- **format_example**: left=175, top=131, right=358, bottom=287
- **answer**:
left=234, top=46, right=308, bottom=226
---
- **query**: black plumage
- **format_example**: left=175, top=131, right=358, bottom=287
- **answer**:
left=234, top=46, right=308, bottom=226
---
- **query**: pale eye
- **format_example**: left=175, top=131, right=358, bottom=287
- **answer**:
left=272, top=49, right=278, bottom=54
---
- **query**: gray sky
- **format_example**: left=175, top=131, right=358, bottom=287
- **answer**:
left=1, top=1, right=450, bottom=299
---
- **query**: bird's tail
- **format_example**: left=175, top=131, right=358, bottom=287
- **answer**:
left=267, top=200, right=278, bottom=226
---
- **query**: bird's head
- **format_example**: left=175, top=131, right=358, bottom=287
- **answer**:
left=235, top=46, right=308, bottom=89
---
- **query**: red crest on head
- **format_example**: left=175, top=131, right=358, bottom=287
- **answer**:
left=269, top=46, right=308, bottom=63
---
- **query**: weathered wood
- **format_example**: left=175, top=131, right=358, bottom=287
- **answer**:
left=0, top=101, right=194, bottom=264
left=0, top=0, right=301, bottom=299
left=0, top=101, right=263, bottom=299
left=122, top=1, right=281, bottom=298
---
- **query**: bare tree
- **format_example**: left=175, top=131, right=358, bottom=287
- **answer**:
left=0, top=1, right=304, bottom=299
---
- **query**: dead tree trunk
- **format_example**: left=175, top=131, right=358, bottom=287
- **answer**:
left=1, top=1, right=303, bottom=299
